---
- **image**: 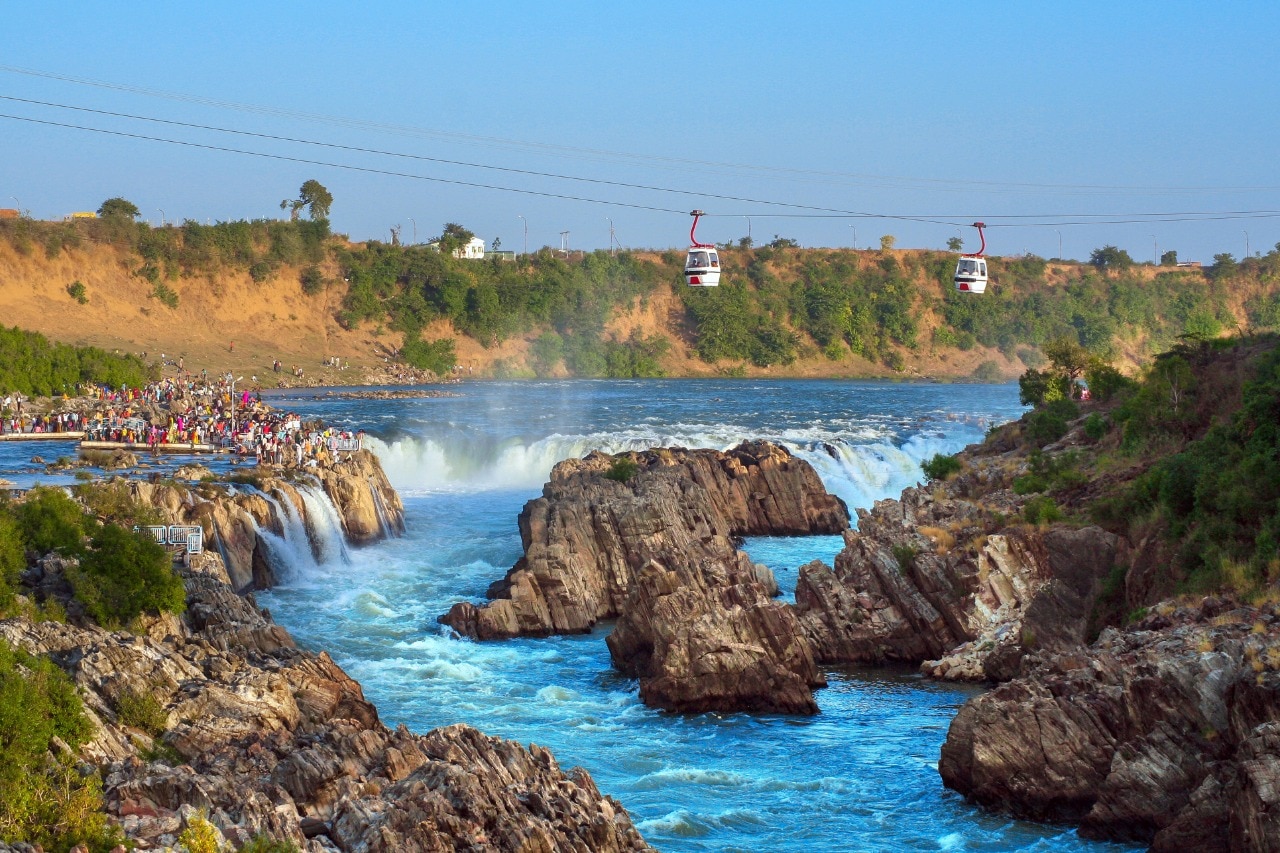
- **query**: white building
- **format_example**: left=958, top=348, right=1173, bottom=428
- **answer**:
left=427, top=236, right=486, bottom=259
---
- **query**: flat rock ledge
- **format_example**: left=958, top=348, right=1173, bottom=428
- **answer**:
left=939, top=597, right=1280, bottom=852
left=441, top=441, right=849, bottom=714
left=1, top=549, right=651, bottom=852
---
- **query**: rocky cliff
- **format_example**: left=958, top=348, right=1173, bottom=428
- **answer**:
left=2, top=549, right=650, bottom=851
left=441, top=442, right=848, bottom=713
left=939, top=597, right=1280, bottom=852
left=793, top=429, right=1120, bottom=682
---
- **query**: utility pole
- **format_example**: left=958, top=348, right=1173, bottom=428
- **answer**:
left=849, top=224, right=855, bottom=249
left=1245, top=230, right=1250, bottom=258
left=606, top=217, right=616, bottom=257
left=559, top=231, right=570, bottom=258
left=1152, top=236, right=1158, bottom=265
left=744, top=216, right=751, bottom=244
left=1055, top=230, right=1062, bottom=260
left=410, top=218, right=417, bottom=244
left=158, top=209, right=165, bottom=227
left=518, top=215, right=527, bottom=255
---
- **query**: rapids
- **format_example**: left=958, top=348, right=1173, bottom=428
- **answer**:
left=0, top=379, right=1138, bottom=851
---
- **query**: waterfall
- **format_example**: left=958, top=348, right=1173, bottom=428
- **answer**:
left=368, top=478, right=396, bottom=539
left=298, top=482, right=351, bottom=564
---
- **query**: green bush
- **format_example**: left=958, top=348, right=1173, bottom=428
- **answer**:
left=892, top=543, right=920, bottom=573
left=0, top=639, right=122, bottom=852
left=114, top=688, right=168, bottom=735
left=178, top=813, right=220, bottom=853
left=921, top=453, right=962, bottom=481
left=14, top=487, right=87, bottom=556
left=1083, top=412, right=1108, bottom=441
left=241, top=837, right=301, bottom=853
left=604, top=457, right=639, bottom=482
left=240, top=835, right=300, bottom=845
left=66, top=524, right=186, bottom=627
left=66, top=281, right=88, bottom=304
left=299, top=264, right=325, bottom=294
left=1024, top=398, right=1079, bottom=446
left=0, top=508, right=23, bottom=613
left=1023, top=495, right=1064, bottom=525
left=150, top=282, right=180, bottom=308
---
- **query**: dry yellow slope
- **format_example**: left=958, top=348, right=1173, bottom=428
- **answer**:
left=0, top=239, right=1033, bottom=381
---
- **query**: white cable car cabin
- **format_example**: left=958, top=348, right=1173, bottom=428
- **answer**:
left=684, top=247, right=720, bottom=287
left=953, top=221, right=988, bottom=294
left=684, top=209, right=720, bottom=286
left=954, top=256, right=987, bottom=293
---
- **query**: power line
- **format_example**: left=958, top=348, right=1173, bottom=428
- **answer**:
left=0, top=112, right=685, bottom=215
left=4, top=63, right=1278, bottom=196
left=7, top=97, right=1278, bottom=230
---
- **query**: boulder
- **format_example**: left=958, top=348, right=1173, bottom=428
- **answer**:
left=939, top=599, right=1280, bottom=850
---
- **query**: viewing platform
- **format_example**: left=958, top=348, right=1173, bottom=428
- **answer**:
left=0, top=431, right=85, bottom=442
left=79, top=440, right=222, bottom=454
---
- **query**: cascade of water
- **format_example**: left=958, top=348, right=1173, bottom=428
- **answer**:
left=298, top=483, right=351, bottom=564
left=368, top=478, right=395, bottom=539
left=251, top=486, right=319, bottom=579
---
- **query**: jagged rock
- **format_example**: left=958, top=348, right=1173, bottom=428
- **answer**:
left=938, top=599, right=1280, bottom=850
left=793, top=466, right=1119, bottom=680
left=440, top=441, right=846, bottom=715
left=442, top=441, right=848, bottom=639
left=607, top=555, right=823, bottom=714
left=1, top=551, right=652, bottom=852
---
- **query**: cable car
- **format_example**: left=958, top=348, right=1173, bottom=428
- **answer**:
left=954, top=221, right=988, bottom=294
left=684, top=210, right=720, bottom=287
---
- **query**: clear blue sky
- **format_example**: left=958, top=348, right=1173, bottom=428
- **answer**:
left=4, top=1, right=1278, bottom=262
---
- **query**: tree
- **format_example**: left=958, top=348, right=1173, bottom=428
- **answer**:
left=1207, top=253, right=1237, bottom=281
left=738, top=236, right=754, bottom=249
left=947, top=236, right=963, bottom=252
left=768, top=235, right=799, bottom=249
left=1160, top=250, right=1178, bottom=266
left=437, top=222, right=475, bottom=256
left=280, top=179, right=332, bottom=221
left=491, top=237, right=501, bottom=252
left=97, top=197, right=139, bottom=219
left=1089, top=245, right=1133, bottom=270
left=880, top=235, right=896, bottom=251
left=1044, top=336, right=1091, bottom=382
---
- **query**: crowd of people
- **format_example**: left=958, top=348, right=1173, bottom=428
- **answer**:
left=2, top=373, right=364, bottom=469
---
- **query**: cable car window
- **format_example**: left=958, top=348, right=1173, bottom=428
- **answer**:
left=688, top=251, right=708, bottom=267
left=979, top=261, right=987, bottom=275
left=709, top=252, right=719, bottom=267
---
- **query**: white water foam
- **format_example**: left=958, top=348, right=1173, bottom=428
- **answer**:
left=367, top=423, right=985, bottom=512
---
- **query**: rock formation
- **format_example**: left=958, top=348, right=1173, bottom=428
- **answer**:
left=1, top=548, right=651, bottom=851
left=939, top=597, right=1280, bottom=852
left=130, top=448, right=404, bottom=591
left=793, top=431, right=1120, bottom=682
left=442, top=441, right=848, bottom=639
left=441, top=441, right=848, bottom=714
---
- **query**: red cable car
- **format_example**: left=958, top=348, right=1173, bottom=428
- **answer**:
left=954, top=221, right=988, bottom=294
left=684, top=210, right=720, bottom=287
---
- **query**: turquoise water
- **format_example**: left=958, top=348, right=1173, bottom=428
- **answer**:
left=2, top=380, right=1138, bottom=852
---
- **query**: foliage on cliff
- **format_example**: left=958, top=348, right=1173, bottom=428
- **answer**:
left=5, top=212, right=1280, bottom=378
left=0, top=325, right=155, bottom=397
left=0, top=639, right=121, bottom=852
left=0, top=486, right=185, bottom=626
left=1009, top=333, right=1280, bottom=621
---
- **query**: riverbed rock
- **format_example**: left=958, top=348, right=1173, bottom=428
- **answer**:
left=443, top=441, right=848, bottom=639
left=938, top=598, right=1280, bottom=850
left=793, top=436, right=1119, bottom=681
left=441, top=442, right=846, bottom=714
left=0, top=551, right=652, bottom=851
left=313, top=448, right=405, bottom=545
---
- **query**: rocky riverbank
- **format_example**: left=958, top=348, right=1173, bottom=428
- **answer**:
left=1, top=448, right=651, bottom=851
left=3, top=551, right=650, bottom=851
